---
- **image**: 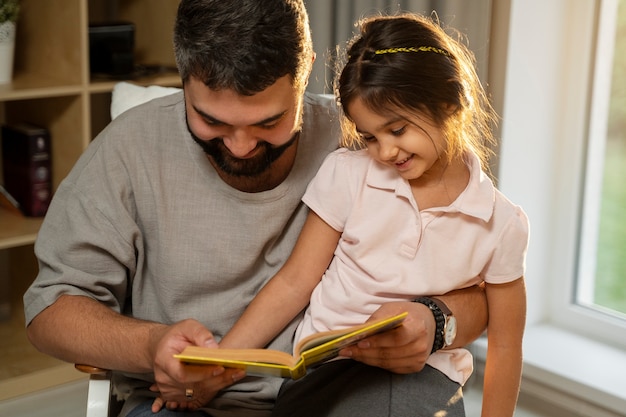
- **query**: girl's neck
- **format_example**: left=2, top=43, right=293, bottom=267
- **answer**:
left=409, top=156, right=469, bottom=210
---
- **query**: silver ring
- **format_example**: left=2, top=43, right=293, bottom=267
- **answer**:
left=185, top=388, right=194, bottom=400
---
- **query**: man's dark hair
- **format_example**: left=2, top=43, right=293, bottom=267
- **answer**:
left=174, top=0, right=313, bottom=95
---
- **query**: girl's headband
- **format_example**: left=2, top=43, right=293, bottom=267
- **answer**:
left=374, top=46, right=450, bottom=57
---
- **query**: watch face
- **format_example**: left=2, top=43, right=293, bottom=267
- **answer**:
left=445, top=316, right=457, bottom=346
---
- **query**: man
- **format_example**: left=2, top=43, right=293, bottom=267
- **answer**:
left=24, top=1, right=487, bottom=416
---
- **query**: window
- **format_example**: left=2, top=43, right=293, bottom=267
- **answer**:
left=495, top=0, right=626, bottom=352
left=571, top=0, right=626, bottom=348
left=476, top=1, right=626, bottom=412
left=577, top=0, right=626, bottom=320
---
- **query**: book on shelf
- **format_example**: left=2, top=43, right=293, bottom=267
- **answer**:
left=1, top=122, right=52, bottom=217
left=175, top=312, right=408, bottom=380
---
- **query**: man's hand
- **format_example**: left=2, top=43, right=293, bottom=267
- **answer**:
left=338, top=285, right=488, bottom=374
left=338, top=302, right=436, bottom=374
left=150, top=319, right=246, bottom=411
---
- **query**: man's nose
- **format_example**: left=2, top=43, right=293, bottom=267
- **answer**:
left=222, top=129, right=258, bottom=158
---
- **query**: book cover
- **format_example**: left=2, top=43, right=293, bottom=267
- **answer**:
left=175, top=312, right=408, bottom=379
left=1, top=123, right=52, bottom=217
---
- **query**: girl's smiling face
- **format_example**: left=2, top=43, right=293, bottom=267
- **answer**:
left=346, top=97, right=448, bottom=184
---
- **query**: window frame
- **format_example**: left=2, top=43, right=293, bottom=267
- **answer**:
left=575, top=0, right=626, bottom=323
left=477, top=2, right=626, bottom=413
left=496, top=0, right=626, bottom=350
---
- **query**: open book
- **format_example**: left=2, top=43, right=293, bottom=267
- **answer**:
left=175, top=312, right=408, bottom=380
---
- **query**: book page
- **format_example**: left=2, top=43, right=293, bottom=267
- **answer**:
left=295, top=312, right=408, bottom=359
left=175, top=346, right=298, bottom=367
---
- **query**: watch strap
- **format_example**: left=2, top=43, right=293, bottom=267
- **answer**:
left=430, top=297, right=453, bottom=316
left=413, top=297, right=445, bottom=353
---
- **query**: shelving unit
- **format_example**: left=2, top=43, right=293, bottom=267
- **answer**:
left=0, top=0, right=181, bottom=400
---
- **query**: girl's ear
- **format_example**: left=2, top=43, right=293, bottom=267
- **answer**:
left=443, top=103, right=459, bottom=115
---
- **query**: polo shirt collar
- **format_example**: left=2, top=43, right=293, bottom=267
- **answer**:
left=365, top=152, right=495, bottom=222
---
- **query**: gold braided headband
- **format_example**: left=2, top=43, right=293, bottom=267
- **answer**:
left=374, top=46, right=450, bottom=57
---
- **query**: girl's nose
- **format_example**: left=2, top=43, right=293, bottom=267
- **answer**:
left=378, top=140, right=399, bottom=162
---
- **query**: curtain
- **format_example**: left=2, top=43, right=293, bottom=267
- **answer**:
left=304, top=0, right=493, bottom=93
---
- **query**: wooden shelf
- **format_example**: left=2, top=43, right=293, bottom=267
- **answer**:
left=88, top=71, right=181, bottom=94
left=0, top=208, right=42, bottom=251
left=0, top=0, right=180, bottom=392
left=0, top=0, right=181, bottom=207
left=0, top=82, right=84, bottom=102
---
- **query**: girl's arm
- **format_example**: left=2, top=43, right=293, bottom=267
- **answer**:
left=220, top=210, right=341, bottom=349
left=481, top=277, right=527, bottom=417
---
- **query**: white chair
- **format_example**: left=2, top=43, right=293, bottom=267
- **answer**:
left=75, top=365, right=114, bottom=417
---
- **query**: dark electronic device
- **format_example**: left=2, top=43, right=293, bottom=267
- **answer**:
left=89, top=22, right=135, bottom=77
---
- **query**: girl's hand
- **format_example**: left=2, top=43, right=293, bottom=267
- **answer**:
left=339, top=302, right=435, bottom=373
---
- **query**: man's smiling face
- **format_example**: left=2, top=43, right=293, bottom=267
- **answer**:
left=184, top=75, right=303, bottom=178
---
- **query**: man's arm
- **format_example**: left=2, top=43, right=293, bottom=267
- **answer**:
left=27, top=294, right=245, bottom=407
left=434, top=283, right=488, bottom=348
left=27, top=294, right=164, bottom=373
left=339, top=285, right=488, bottom=373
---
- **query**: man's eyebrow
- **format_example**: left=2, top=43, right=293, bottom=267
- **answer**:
left=192, top=105, right=288, bottom=126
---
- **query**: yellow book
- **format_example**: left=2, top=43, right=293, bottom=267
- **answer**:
left=175, top=312, right=408, bottom=380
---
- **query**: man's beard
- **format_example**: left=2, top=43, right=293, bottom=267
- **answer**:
left=188, top=126, right=299, bottom=177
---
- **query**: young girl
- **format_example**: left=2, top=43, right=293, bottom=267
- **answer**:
left=221, top=13, right=528, bottom=417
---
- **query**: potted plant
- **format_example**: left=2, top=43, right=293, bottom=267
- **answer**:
left=0, top=0, right=20, bottom=84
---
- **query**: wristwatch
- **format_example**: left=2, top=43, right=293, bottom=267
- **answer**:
left=413, top=297, right=457, bottom=353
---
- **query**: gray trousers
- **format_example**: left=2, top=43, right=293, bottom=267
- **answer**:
left=272, top=361, right=466, bottom=417
left=126, top=361, right=465, bottom=417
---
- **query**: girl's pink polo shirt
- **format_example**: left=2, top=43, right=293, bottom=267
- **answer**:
left=295, top=148, right=529, bottom=385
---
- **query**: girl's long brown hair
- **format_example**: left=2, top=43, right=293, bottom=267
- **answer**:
left=336, top=13, right=497, bottom=172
